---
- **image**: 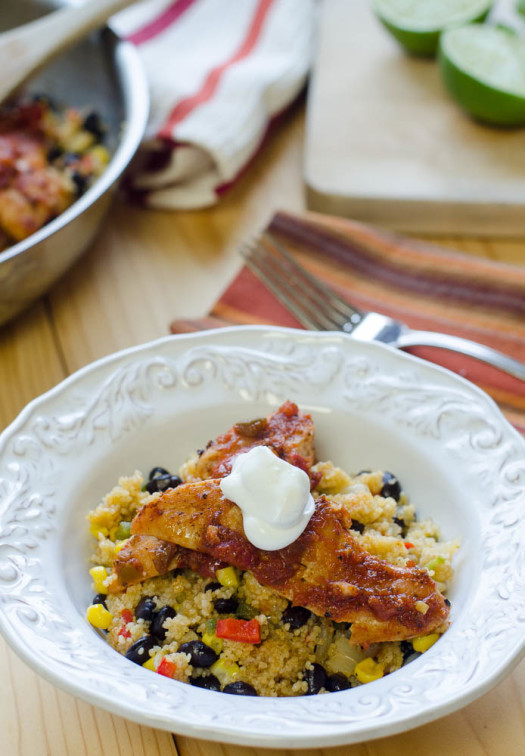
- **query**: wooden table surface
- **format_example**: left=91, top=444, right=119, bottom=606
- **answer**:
left=0, top=105, right=523, bottom=756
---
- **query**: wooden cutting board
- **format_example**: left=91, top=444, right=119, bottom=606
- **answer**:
left=305, top=0, right=525, bottom=236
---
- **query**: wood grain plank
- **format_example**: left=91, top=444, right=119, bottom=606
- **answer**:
left=175, top=662, right=524, bottom=756
left=0, top=636, right=179, bottom=756
left=0, top=301, right=64, bottom=428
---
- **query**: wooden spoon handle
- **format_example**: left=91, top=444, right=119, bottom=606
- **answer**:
left=0, top=0, right=137, bottom=103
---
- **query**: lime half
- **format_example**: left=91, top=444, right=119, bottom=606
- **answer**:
left=372, top=0, right=493, bottom=56
left=439, top=24, right=525, bottom=126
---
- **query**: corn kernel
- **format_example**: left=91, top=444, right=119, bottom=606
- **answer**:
left=202, top=632, right=223, bottom=655
left=89, top=565, right=109, bottom=594
left=67, top=130, right=95, bottom=153
left=90, top=524, right=109, bottom=539
left=216, top=567, right=239, bottom=588
left=89, top=144, right=110, bottom=166
left=412, top=633, right=440, bottom=653
left=142, top=656, right=156, bottom=671
left=210, top=659, right=240, bottom=685
left=354, top=657, right=385, bottom=684
left=86, top=603, right=113, bottom=630
left=114, top=538, right=130, bottom=555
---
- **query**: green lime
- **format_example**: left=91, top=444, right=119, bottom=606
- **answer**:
left=372, top=0, right=494, bottom=56
left=439, top=24, right=525, bottom=126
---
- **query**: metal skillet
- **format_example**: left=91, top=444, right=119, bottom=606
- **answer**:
left=0, top=0, right=149, bottom=326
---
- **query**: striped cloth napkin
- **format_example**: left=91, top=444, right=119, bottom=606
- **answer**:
left=170, top=211, right=525, bottom=434
left=111, top=0, right=315, bottom=208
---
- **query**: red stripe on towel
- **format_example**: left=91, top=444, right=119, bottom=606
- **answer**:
left=127, top=0, right=198, bottom=46
left=158, top=0, right=276, bottom=138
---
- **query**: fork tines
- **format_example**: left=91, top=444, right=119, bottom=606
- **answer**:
left=240, top=232, right=364, bottom=332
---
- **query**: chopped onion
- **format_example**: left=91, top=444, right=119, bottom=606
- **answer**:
left=326, top=634, right=368, bottom=676
left=314, top=620, right=334, bottom=662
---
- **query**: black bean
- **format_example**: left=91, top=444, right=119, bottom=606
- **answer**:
left=282, top=604, right=311, bottom=629
left=135, top=596, right=157, bottom=622
left=204, top=582, right=222, bottom=592
left=400, top=640, right=414, bottom=662
left=304, top=663, right=327, bottom=695
left=393, top=516, right=406, bottom=531
left=148, top=466, right=170, bottom=480
left=223, top=681, right=258, bottom=696
left=92, top=593, right=107, bottom=608
left=125, top=636, right=157, bottom=665
left=350, top=520, right=365, bottom=534
left=71, top=171, right=88, bottom=196
left=178, top=640, right=218, bottom=668
left=47, top=145, right=63, bottom=162
left=326, top=673, right=351, bottom=692
left=213, top=597, right=238, bottom=614
left=82, top=111, right=105, bottom=141
left=150, top=606, right=176, bottom=641
left=146, top=474, right=183, bottom=495
left=190, top=674, right=221, bottom=691
left=444, top=598, right=451, bottom=607
left=380, top=472, right=402, bottom=501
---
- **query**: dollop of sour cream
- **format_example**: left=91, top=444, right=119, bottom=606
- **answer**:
left=219, top=445, right=315, bottom=551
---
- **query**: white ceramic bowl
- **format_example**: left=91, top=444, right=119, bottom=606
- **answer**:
left=0, top=327, right=523, bottom=748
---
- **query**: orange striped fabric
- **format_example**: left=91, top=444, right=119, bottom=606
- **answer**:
left=175, top=211, right=525, bottom=433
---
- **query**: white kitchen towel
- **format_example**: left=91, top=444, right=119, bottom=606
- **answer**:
left=112, top=0, right=316, bottom=208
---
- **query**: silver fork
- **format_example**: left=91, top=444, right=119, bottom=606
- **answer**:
left=240, top=233, right=525, bottom=382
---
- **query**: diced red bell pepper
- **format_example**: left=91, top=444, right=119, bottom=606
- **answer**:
left=121, top=609, right=133, bottom=623
left=404, top=542, right=414, bottom=550
left=216, top=617, right=260, bottom=644
left=118, top=609, right=133, bottom=638
left=157, top=657, right=176, bottom=678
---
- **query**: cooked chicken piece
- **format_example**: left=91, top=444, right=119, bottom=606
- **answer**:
left=107, top=535, right=180, bottom=592
left=131, top=480, right=450, bottom=645
left=108, top=401, right=318, bottom=590
left=195, top=400, right=317, bottom=482
left=0, top=134, right=73, bottom=242
left=107, top=534, right=226, bottom=593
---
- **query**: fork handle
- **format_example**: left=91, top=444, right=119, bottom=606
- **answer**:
left=396, top=330, right=525, bottom=382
